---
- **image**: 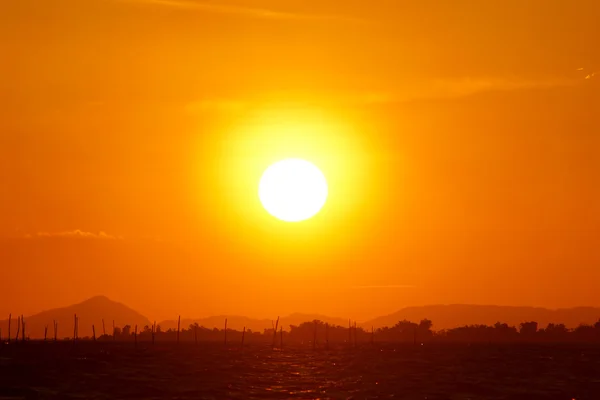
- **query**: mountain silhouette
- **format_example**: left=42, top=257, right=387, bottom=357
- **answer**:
left=0, top=296, right=150, bottom=339
left=361, top=305, right=600, bottom=330
left=3, top=298, right=600, bottom=339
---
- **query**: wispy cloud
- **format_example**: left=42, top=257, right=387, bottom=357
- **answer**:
left=422, top=77, right=575, bottom=99
left=184, top=92, right=391, bottom=115
left=26, top=230, right=121, bottom=240
left=184, top=77, right=575, bottom=116
left=351, top=285, right=416, bottom=289
left=185, top=99, right=247, bottom=114
left=359, top=77, right=575, bottom=104
left=120, top=0, right=366, bottom=23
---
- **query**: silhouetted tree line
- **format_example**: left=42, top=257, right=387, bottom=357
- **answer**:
left=83, top=318, right=600, bottom=344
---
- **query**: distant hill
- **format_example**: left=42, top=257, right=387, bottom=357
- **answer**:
left=3, top=298, right=600, bottom=339
left=361, top=305, right=600, bottom=330
left=157, top=313, right=350, bottom=332
left=0, top=296, right=150, bottom=339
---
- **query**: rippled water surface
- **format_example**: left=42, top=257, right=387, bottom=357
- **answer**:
left=1, top=343, right=599, bottom=399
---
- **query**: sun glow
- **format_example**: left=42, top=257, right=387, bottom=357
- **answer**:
left=259, top=159, right=328, bottom=222
left=194, top=103, right=374, bottom=244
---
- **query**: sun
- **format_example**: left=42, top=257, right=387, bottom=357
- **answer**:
left=259, top=159, right=328, bottom=222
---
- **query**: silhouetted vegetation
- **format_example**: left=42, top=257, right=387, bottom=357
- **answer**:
left=5, top=317, right=594, bottom=345
left=5, top=313, right=600, bottom=345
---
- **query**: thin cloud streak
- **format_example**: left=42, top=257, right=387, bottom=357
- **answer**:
left=121, top=0, right=367, bottom=23
left=26, top=230, right=121, bottom=240
left=185, top=99, right=247, bottom=114
left=184, top=77, right=576, bottom=116
left=422, top=77, right=576, bottom=100
left=351, top=285, right=416, bottom=289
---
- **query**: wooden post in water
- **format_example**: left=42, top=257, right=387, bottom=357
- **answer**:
left=152, top=321, right=156, bottom=345
left=413, top=326, right=417, bottom=346
left=224, top=318, right=227, bottom=347
left=348, top=319, right=351, bottom=346
left=241, top=326, right=246, bottom=350
left=7, top=314, right=11, bottom=343
left=272, top=317, right=279, bottom=349
left=177, top=316, right=181, bottom=345
left=15, top=316, right=20, bottom=343
left=92, top=325, right=96, bottom=341
left=371, top=326, right=374, bottom=345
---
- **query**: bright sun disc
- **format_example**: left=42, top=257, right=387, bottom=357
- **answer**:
left=259, top=159, right=328, bottom=222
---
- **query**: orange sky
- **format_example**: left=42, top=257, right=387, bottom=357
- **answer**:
left=1, top=0, right=599, bottom=322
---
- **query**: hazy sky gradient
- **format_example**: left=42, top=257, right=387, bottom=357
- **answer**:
left=1, top=0, right=599, bottom=321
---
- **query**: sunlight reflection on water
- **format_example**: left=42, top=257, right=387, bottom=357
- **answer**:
left=0, top=343, right=598, bottom=399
